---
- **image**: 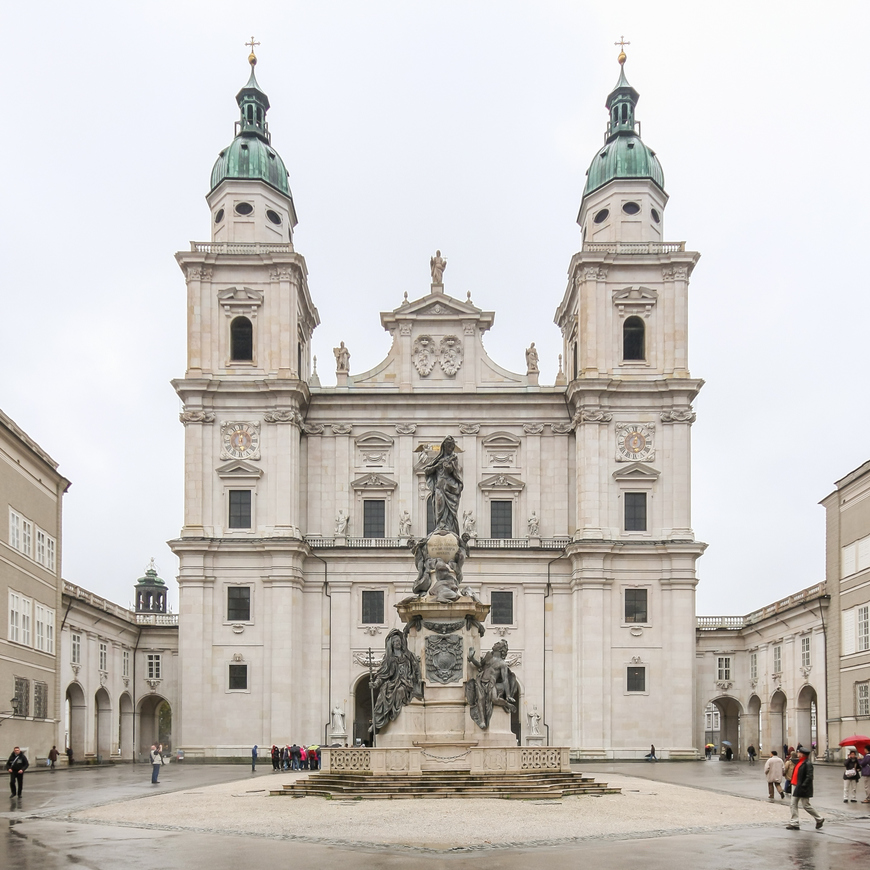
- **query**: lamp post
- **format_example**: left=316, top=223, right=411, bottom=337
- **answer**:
left=0, top=697, right=19, bottom=726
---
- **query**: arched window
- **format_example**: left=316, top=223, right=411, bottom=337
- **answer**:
left=231, top=316, right=253, bottom=361
left=623, top=316, right=645, bottom=361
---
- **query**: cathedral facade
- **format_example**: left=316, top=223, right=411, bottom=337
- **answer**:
left=170, top=50, right=705, bottom=759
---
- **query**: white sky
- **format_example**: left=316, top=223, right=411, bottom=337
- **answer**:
left=1, top=1, right=867, bottom=615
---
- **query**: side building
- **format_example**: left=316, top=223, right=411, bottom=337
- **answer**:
left=0, top=409, right=69, bottom=754
left=821, top=460, right=870, bottom=755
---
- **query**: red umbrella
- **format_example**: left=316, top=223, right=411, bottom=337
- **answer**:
left=839, top=735, right=870, bottom=754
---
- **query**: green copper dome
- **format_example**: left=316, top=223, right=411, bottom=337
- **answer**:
left=583, top=61, right=664, bottom=197
left=210, top=62, right=292, bottom=197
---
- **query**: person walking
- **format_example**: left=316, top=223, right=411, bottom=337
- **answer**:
left=65, top=746, right=73, bottom=767
left=251, top=744, right=258, bottom=773
left=645, top=744, right=657, bottom=762
left=149, top=744, right=163, bottom=784
left=843, top=749, right=860, bottom=802
left=290, top=743, right=300, bottom=771
left=7, top=747, right=29, bottom=798
left=764, top=750, right=785, bottom=800
left=747, top=744, right=757, bottom=765
left=271, top=745, right=280, bottom=771
left=783, top=747, right=797, bottom=795
left=299, top=744, right=308, bottom=770
left=786, top=746, right=824, bottom=830
left=48, top=746, right=59, bottom=772
left=860, top=749, right=870, bottom=803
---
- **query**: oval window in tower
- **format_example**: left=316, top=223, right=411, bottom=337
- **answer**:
left=593, top=208, right=609, bottom=224
left=234, top=202, right=254, bottom=216
left=266, top=209, right=282, bottom=226
left=622, top=202, right=640, bottom=215
left=651, top=208, right=661, bottom=224
left=214, top=208, right=225, bottom=224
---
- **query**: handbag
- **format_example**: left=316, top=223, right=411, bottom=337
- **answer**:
left=845, top=768, right=857, bottom=778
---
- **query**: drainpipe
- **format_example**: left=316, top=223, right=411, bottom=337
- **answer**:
left=545, top=549, right=569, bottom=747
left=817, top=594, right=830, bottom=760
left=309, top=550, right=330, bottom=747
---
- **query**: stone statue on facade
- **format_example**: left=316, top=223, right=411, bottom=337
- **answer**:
left=528, top=511, right=539, bottom=537
left=398, top=510, right=412, bottom=538
left=334, top=341, right=351, bottom=373
left=335, top=510, right=348, bottom=536
left=331, top=705, right=346, bottom=735
left=370, top=629, right=423, bottom=733
left=525, top=342, right=539, bottom=374
left=430, top=250, right=447, bottom=285
left=465, top=639, right=518, bottom=729
left=424, top=436, right=463, bottom=536
left=462, top=510, right=477, bottom=539
left=527, top=704, right=542, bottom=736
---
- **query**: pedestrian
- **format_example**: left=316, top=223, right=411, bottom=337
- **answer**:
left=747, top=744, right=757, bottom=765
left=783, top=747, right=797, bottom=795
left=252, top=744, right=258, bottom=773
left=7, top=747, right=29, bottom=798
left=66, top=746, right=73, bottom=766
left=149, top=744, right=163, bottom=784
left=282, top=745, right=289, bottom=770
left=271, top=744, right=280, bottom=771
left=645, top=744, right=657, bottom=762
left=48, top=745, right=59, bottom=772
left=786, top=746, right=824, bottom=830
left=764, top=750, right=785, bottom=800
left=300, top=744, right=308, bottom=770
left=860, top=749, right=870, bottom=803
left=843, top=750, right=860, bottom=803
left=290, top=743, right=300, bottom=770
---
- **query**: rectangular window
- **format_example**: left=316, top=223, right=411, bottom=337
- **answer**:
left=36, top=530, right=46, bottom=565
left=490, top=591, right=514, bottom=625
left=773, top=645, right=782, bottom=674
left=624, top=493, right=647, bottom=531
left=46, top=537, right=56, bottom=571
left=627, top=666, right=646, bottom=692
left=490, top=500, right=512, bottom=539
left=123, top=650, right=130, bottom=679
left=21, top=597, right=31, bottom=647
left=363, top=500, right=386, bottom=538
left=227, top=587, right=252, bottom=621
left=801, top=636, right=811, bottom=668
left=71, top=632, right=82, bottom=665
left=35, top=605, right=45, bottom=651
left=228, top=663, right=248, bottom=691
left=21, top=518, right=33, bottom=558
left=362, top=590, right=385, bottom=625
left=717, top=656, right=731, bottom=681
left=750, top=652, right=758, bottom=681
left=33, top=682, right=48, bottom=719
left=858, top=683, right=870, bottom=717
left=9, top=510, right=21, bottom=551
left=624, top=588, right=648, bottom=623
left=228, top=490, right=252, bottom=529
left=9, top=591, right=21, bottom=643
left=13, top=676, right=29, bottom=717
left=859, top=606, right=870, bottom=652
left=146, top=653, right=162, bottom=679
left=99, top=642, right=108, bottom=671
left=34, top=604, right=54, bottom=653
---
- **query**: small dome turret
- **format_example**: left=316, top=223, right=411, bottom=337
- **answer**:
left=135, top=558, right=168, bottom=614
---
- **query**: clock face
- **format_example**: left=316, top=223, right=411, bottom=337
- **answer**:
left=617, top=424, right=654, bottom=462
left=221, top=423, right=260, bottom=460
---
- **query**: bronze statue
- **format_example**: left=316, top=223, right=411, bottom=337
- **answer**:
left=370, top=629, right=423, bottom=732
left=424, top=436, right=463, bottom=536
left=465, top=640, right=518, bottom=729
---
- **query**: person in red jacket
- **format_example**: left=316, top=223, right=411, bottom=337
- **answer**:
left=786, top=746, right=825, bottom=830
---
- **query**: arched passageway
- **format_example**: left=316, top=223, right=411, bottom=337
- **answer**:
left=65, top=682, right=86, bottom=762
left=795, top=685, right=818, bottom=751
left=353, top=675, right=373, bottom=746
left=745, top=695, right=762, bottom=752
left=119, top=692, right=134, bottom=760
left=709, top=696, right=743, bottom=758
left=769, top=690, right=788, bottom=753
left=138, top=695, right=172, bottom=759
left=94, top=688, right=113, bottom=760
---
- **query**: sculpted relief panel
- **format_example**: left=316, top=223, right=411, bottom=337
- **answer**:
left=412, top=334, right=464, bottom=378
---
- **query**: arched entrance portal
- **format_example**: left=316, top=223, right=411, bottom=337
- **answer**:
left=138, top=695, right=171, bottom=759
left=746, top=695, right=762, bottom=753
left=769, top=690, right=788, bottom=753
left=94, top=688, right=113, bottom=760
left=353, top=675, right=373, bottom=746
left=65, top=682, right=86, bottom=762
left=119, top=692, right=134, bottom=760
left=795, top=685, right=818, bottom=751
left=709, top=696, right=743, bottom=758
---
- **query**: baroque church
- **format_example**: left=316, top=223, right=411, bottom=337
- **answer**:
left=170, top=46, right=705, bottom=759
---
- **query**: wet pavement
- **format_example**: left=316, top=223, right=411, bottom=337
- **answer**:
left=1, top=759, right=868, bottom=868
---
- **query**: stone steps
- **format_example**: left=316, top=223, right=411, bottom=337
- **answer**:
left=271, top=771, right=619, bottom=800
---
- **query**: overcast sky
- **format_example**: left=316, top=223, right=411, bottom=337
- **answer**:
left=1, top=1, right=867, bottom=615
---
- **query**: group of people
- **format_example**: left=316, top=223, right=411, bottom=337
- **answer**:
left=842, top=747, right=870, bottom=803
left=257, top=744, right=321, bottom=772
left=762, top=745, right=825, bottom=828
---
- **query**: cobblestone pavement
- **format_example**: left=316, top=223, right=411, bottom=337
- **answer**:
left=1, top=760, right=868, bottom=868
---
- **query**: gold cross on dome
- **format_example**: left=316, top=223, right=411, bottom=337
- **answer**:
left=246, top=36, right=260, bottom=54
left=615, top=36, right=630, bottom=51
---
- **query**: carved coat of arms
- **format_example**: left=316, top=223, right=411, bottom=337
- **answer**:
left=425, top=635, right=463, bottom=683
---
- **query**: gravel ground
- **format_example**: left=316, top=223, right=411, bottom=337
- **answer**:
left=69, top=773, right=793, bottom=850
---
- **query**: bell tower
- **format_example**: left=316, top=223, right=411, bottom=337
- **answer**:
left=170, top=46, right=320, bottom=757
left=554, top=48, right=706, bottom=758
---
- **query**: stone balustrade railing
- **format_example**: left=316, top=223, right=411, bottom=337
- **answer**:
left=697, top=581, right=827, bottom=631
left=63, top=580, right=178, bottom=625
left=305, top=536, right=570, bottom=550
left=190, top=241, right=294, bottom=254
left=582, top=241, right=686, bottom=254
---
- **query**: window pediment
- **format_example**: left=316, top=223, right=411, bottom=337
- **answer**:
left=218, top=286, right=263, bottom=317
left=613, top=285, right=657, bottom=318
left=216, top=459, right=263, bottom=480
left=479, top=473, right=525, bottom=493
left=351, top=473, right=398, bottom=492
left=612, top=462, right=660, bottom=481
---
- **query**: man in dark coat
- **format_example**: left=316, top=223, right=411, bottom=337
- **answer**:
left=786, top=746, right=825, bottom=829
left=7, top=747, right=29, bottom=798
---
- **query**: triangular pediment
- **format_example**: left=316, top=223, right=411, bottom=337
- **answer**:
left=612, top=286, right=658, bottom=302
left=217, top=286, right=263, bottom=303
left=350, top=472, right=398, bottom=491
left=380, top=291, right=495, bottom=334
left=612, top=462, right=660, bottom=481
left=479, top=473, right=525, bottom=492
left=216, top=459, right=263, bottom=479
